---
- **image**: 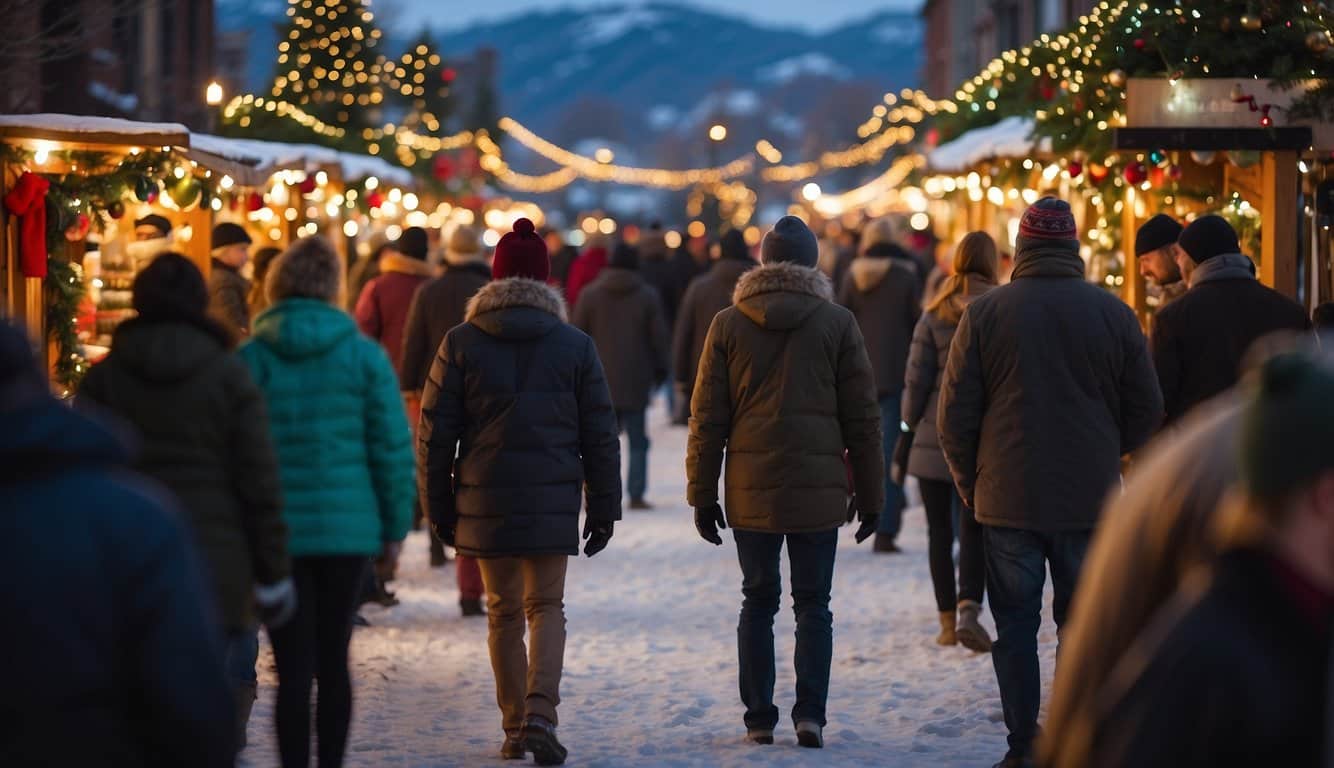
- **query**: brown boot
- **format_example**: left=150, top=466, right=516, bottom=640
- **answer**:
left=956, top=600, right=994, bottom=653
left=936, top=611, right=957, bottom=646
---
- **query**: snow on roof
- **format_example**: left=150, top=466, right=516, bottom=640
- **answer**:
left=0, top=113, right=189, bottom=145
left=189, top=134, right=414, bottom=187
left=756, top=53, right=851, bottom=84
left=927, top=116, right=1052, bottom=173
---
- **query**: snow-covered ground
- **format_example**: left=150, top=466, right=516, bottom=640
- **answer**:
left=241, top=404, right=1059, bottom=767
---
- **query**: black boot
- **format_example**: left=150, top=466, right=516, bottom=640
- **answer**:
left=520, top=715, right=567, bottom=766
left=429, top=535, right=448, bottom=568
left=460, top=598, right=485, bottom=617
left=873, top=533, right=901, bottom=553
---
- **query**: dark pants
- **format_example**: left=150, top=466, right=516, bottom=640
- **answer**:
left=877, top=396, right=906, bottom=538
left=985, top=526, right=1091, bottom=760
left=918, top=478, right=986, bottom=612
left=617, top=409, right=649, bottom=501
left=270, top=556, right=367, bottom=768
left=734, top=528, right=838, bottom=730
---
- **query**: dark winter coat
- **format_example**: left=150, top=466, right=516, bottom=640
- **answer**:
left=901, top=281, right=993, bottom=482
left=673, top=258, right=753, bottom=399
left=77, top=319, right=289, bottom=631
left=549, top=245, right=578, bottom=290
left=564, top=246, right=608, bottom=312
left=640, top=231, right=685, bottom=327
left=239, top=299, right=415, bottom=556
left=1087, top=548, right=1331, bottom=768
left=938, top=244, right=1163, bottom=531
left=208, top=259, right=251, bottom=338
left=837, top=246, right=923, bottom=398
left=346, top=252, right=381, bottom=313
left=572, top=267, right=670, bottom=412
left=400, top=259, right=492, bottom=393
left=418, top=278, right=622, bottom=558
left=1151, top=254, right=1309, bottom=425
left=1, top=397, right=235, bottom=767
left=355, top=252, right=437, bottom=383
left=686, top=262, right=884, bottom=533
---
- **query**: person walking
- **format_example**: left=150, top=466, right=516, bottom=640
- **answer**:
left=77, top=253, right=294, bottom=749
left=573, top=242, right=670, bottom=510
left=899, top=232, right=997, bottom=650
left=639, top=222, right=685, bottom=327
left=563, top=233, right=611, bottom=311
left=208, top=222, right=254, bottom=338
left=1152, top=215, right=1309, bottom=426
left=1, top=320, right=236, bottom=767
left=672, top=229, right=753, bottom=421
left=1077, top=348, right=1334, bottom=768
left=838, top=217, right=922, bottom=553
left=239, top=236, right=415, bottom=768
left=248, top=246, right=284, bottom=317
left=355, top=226, right=438, bottom=382
left=346, top=234, right=389, bottom=313
left=419, top=218, right=621, bottom=765
left=400, top=223, right=490, bottom=608
left=686, top=216, right=884, bottom=750
left=937, top=198, right=1163, bottom=768
left=542, top=227, right=578, bottom=292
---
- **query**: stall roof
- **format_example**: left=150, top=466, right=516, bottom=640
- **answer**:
left=0, top=114, right=189, bottom=148
left=928, top=116, right=1052, bottom=173
left=188, top=134, right=415, bottom=188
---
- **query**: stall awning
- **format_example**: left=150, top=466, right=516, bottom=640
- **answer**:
left=928, top=116, right=1052, bottom=173
left=0, top=114, right=189, bottom=148
left=188, top=134, right=415, bottom=188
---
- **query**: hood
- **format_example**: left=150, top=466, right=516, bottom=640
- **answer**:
left=1011, top=241, right=1085, bottom=280
left=105, top=319, right=228, bottom=384
left=590, top=267, right=644, bottom=295
left=248, top=298, right=359, bottom=360
left=465, top=278, right=568, bottom=340
left=849, top=257, right=894, bottom=292
left=379, top=252, right=437, bottom=278
left=732, top=262, right=833, bottom=331
left=1190, top=253, right=1256, bottom=288
left=1, top=397, right=132, bottom=477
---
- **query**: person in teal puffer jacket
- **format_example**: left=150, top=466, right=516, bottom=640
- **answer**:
left=238, top=235, right=413, bottom=768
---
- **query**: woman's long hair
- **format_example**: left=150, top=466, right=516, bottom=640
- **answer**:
left=247, top=246, right=283, bottom=316
left=924, top=232, right=998, bottom=323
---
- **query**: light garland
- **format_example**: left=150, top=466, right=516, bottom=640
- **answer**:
left=808, top=155, right=924, bottom=216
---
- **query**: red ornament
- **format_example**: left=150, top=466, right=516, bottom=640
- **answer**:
left=441, top=67, right=456, bottom=83
left=247, top=192, right=264, bottom=213
left=460, top=194, right=484, bottom=211
left=1088, top=163, right=1110, bottom=184
left=433, top=153, right=456, bottom=182
left=1149, top=166, right=1166, bottom=188
left=1133, top=38, right=1147, bottom=50
left=1040, top=85, right=1056, bottom=101
left=1168, top=164, right=1184, bottom=181
left=297, top=177, right=318, bottom=194
left=1260, top=114, right=1273, bottom=128
left=366, top=191, right=385, bottom=209
left=65, top=213, right=90, bottom=242
left=1124, top=162, right=1148, bottom=185
left=145, top=189, right=159, bottom=205
left=1067, top=160, right=1084, bottom=178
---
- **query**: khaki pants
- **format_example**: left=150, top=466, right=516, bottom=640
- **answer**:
left=478, top=555, right=568, bottom=732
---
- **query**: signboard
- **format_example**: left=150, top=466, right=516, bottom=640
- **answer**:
left=1125, top=78, right=1332, bottom=149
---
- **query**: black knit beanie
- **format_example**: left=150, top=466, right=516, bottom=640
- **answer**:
left=394, top=226, right=430, bottom=261
left=720, top=229, right=749, bottom=262
left=133, top=252, right=210, bottom=322
left=760, top=216, right=818, bottom=268
left=609, top=242, right=640, bottom=270
left=1178, top=215, right=1241, bottom=264
left=1135, top=214, right=1183, bottom=257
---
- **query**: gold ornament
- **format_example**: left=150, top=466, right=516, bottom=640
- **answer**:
left=1107, top=69, right=1128, bottom=88
left=1240, top=14, right=1263, bottom=31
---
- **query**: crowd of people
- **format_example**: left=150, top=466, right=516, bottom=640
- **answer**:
left=3, top=185, right=1333, bottom=767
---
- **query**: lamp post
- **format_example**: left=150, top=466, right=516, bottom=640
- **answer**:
left=205, top=80, right=224, bottom=133
left=706, top=123, right=726, bottom=233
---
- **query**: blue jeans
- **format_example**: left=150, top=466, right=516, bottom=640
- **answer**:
left=618, top=409, right=649, bottom=501
left=878, top=395, right=907, bottom=538
left=734, top=528, right=838, bottom=730
left=985, top=526, right=1091, bottom=759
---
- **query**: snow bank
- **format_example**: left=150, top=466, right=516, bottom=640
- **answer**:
left=757, top=53, right=852, bottom=84
left=239, top=403, right=1060, bottom=767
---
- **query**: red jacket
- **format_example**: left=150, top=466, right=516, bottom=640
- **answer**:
left=564, top=247, right=608, bottom=312
left=354, top=253, right=436, bottom=382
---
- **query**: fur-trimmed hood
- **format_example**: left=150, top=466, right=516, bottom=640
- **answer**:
left=465, top=277, right=568, bottom=340
left=732, top=262, right=833, bottom=331
left=379, top=251, right=438, bottom=278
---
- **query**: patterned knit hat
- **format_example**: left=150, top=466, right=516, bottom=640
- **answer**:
left=492, top=218, right=550, bottom=281
left=1018, top=197, right=1078, bottom=242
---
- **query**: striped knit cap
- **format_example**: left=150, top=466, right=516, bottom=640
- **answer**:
left=1018, top=197, right=1078, bottom=242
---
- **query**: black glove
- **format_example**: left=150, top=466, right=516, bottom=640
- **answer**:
left=890, top=429, right=915, bottom=486
left=583, top=518, right=614, bottom=557
left=846, top=495, right=879, bottom=544
left=694, top=503, right=727, bottom=545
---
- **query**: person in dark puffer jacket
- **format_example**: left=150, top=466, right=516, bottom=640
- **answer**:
left=0, top=320, right=235, bottom=768
left=687, top=216, right=883, bottom=750
left=672, top=229, right=754, bottom=421
left=419, top=218, right=621, bottom=766
left=77, top=253, right=293, bottom=750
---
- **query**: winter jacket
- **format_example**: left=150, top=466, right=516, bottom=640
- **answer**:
left=400, top=260, right=492, bottom=392
left=418, top=278, right=622, bottom=558
left=937, top=244, right=1163, bottom=531
left=686, top=262, right=884, bottom=533
left=346, top=252, right=381, bottom=313
left=837, top=246, right=923, bottom=398
left=573, top=267, right=670, bottom=412
left=901, top=280, right=994, bottom=482
left=1, top=396, right=234, bottom=767
left=1151, top=254, right=1308, bottom=425
left=1086, top=548, right=1330, bottom=768
left=640, top=231, right=685, bottom=327
left=673, top=258, right=754, bottom=400
left=208, top=260, right=251, bottom=338
left=549, top=245, right=578, bottom=291
left=238, top=299, right=414, bottom=556
left=355, top=252, right=436, bottom=383
left=564, top=246, right=609, bottom=312
left=77, top=319, right=289, bottom=631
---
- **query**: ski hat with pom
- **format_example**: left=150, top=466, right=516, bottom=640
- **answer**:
left=492, top=218, right=549, bottom=281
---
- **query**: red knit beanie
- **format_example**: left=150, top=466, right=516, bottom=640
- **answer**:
left=492, top=218, right=549, bottom=281
left=1018, top=197, right=1078, bottom=242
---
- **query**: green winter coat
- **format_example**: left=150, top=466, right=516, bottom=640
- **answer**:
left=77, top=318, right=289, bottom=631
left=239, top=299, right=414, bottom=556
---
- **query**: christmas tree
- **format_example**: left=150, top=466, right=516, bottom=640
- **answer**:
left=384, top=32, right=457, bottom=135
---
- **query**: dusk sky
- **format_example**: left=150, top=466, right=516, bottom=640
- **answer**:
left=384, top=0, right=925, bottom=33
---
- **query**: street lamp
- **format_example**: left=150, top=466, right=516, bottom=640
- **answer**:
left=709, top=123, right=728, bottom=142
left=205, top=80, right=224, bottom=106
left=705, top=124, right=727, bottom=233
